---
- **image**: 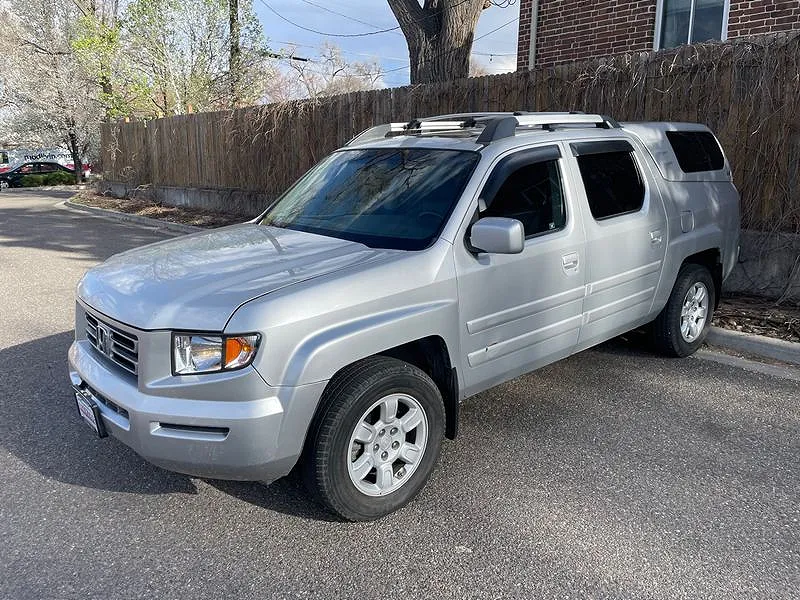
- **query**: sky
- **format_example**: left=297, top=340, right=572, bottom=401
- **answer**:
left=252, top=0, right=520, bottom=88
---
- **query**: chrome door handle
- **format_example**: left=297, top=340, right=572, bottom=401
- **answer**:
left=561, top=252, right=579, bottom=273
left=650, top=229, right=663, bottom=245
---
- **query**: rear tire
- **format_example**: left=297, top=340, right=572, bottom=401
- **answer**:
left=302, top=356, right=445, bottom=521
left=651, top=263, right=715, bottom=357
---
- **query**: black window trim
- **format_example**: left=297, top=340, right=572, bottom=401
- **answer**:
left=571, top=140, right=648, bottom=222
left=570, top=139, right=635, bottom=157
left=479, top=144, right=567, bottom=240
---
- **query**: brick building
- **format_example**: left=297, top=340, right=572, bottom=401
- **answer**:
left=516, top=0, right=800, bottom=69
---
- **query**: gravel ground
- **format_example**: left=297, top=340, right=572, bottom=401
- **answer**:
left=714, top=295, right=800, bottom=343
left=1, top=189, right=798, bottom=600
left=70, top=190, right=246, bottom=228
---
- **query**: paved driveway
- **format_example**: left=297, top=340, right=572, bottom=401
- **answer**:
left=1, top=190, right=798, bottom=599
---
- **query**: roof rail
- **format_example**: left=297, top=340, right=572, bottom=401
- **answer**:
left=476, top=114, right=620, bottom=143
left=345, top=112, right=620, bottom=147
left=346, top=118, right=480, bottom=146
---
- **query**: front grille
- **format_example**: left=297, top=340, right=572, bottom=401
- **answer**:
left=85, top=312, right=139, bottom=376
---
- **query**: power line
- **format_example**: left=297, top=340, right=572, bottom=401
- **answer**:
left=376, top=15, right=520, bottom=76
left=259, top=0, right=400, bottom=37
left=273, top=40, right=408, bottom=63
left=259, top=3, right=519, bottom=80
left=473, top=51, right=516, bottom=57
left=260, top=0, right=478, bottom=39
left=298, top=0, right=400, bottom=33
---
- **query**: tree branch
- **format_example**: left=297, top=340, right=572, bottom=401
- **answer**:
left=387, top=0, right=427, bottom=36
left=18, top=38, right=70, bottom=56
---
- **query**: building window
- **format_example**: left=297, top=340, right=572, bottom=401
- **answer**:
left=655, top=0, right=730, bottom=50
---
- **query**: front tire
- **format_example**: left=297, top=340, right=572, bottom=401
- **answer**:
left=302, top=356, right=445, bottom=521
left=651, top=263, right=716, bottom=357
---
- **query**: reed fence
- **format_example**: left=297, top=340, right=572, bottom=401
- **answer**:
left=101, top=33, right=800, bottom=232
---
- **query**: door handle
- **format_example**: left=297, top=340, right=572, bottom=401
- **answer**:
left=561, top=252, right=579, bottom=273
left=650, top=229, right=663, bottom=245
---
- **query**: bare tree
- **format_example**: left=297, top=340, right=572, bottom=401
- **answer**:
left=282, top=43, right=383, bottom=100
left=388, top=0, right=498, bottom=84
left=469, top=58, right=489, bottom=76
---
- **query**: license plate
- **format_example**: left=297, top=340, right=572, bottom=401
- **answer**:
left=74, top=388, right=107, bottom=438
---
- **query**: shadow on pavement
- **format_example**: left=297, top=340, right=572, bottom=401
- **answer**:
left=207, top=473, right=338, bottom=522
left=0, top=331, right=197, bottom=495
left=0, top=195, right=168, bottom=263
left=0, top=330, right=330, bottom=518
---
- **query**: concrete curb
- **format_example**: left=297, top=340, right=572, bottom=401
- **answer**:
left=706, top=326, right=800, bottom=366
left=62, top=200, right=203, bottom=235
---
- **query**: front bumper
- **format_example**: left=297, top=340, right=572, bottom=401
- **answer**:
left=68, top=339, right=327, bottom=481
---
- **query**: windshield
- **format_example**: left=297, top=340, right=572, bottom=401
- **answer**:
left=259, top=148, right=480, bottom=250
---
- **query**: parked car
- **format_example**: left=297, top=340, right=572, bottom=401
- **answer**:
left=0, top=161, right=75, bottom=189
left=69, top=112, right=740, bottom=520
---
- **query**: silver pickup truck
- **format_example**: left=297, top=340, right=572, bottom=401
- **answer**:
left=69, top=113, right=739, bottom=520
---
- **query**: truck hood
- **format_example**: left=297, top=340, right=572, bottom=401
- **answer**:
left=78, top=224, right=393, bottom=330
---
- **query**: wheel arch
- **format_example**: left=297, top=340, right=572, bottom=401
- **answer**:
left=311, top=335, right=460, bottom=442
left=377, top=336, right=459, bottom=440
left=681, top=247, right=722, bottom=308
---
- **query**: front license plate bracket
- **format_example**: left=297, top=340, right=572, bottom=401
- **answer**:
left=74, top=388, right=108, bottom=438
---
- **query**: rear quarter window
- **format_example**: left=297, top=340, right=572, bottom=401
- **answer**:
left=665, top=131, right=724, bottom=173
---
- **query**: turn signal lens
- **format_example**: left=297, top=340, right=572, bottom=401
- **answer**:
left=224, top=335, right=259, bottom=369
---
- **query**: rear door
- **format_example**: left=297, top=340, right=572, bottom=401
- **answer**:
left=454, top=145, right=587, bottom=397
left=565, top=139, right=668, bottom=349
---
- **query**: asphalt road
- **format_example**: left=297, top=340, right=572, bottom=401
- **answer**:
left=1, top=189, right=798, bottom=600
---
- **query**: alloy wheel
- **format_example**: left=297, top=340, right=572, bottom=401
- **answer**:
left=347, top=393, right=428, bottom=497
left=680, top=282, right=709, bottom=342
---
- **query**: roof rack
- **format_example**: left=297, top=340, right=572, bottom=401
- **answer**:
left=346, top=112, right=621, bottom=147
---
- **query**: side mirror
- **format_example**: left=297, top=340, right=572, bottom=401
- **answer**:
left=469, top=217, right=525, bottom=254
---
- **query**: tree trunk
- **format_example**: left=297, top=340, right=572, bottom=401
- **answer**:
left=408, top=32, right=474, bottom=84
left=67, top=123, right=83, bottom=184
left=229, top=0, right=242, bottom=108
left=388, top=0, right=485, bottom=85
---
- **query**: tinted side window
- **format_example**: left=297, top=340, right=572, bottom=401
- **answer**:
left=665, top=131, right=724, bottom=172
left=576, top=151, right=644, bottom=220
left=482, top=160, right=566, bottom=237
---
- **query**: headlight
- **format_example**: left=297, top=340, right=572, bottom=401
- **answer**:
left=172, top=333, right=260, bottom=375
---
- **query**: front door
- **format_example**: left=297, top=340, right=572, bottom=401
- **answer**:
left=454, top=145, right=587, bottom=397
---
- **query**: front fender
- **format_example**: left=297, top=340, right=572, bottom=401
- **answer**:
left=278, top=300, right=458, bottom=386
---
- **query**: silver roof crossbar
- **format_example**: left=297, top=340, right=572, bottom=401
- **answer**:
left=389, top=120, right=479, bottom=133
left=516, top=114, right=605, bottom=127
left=345, top=112, right=621, bottom=147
